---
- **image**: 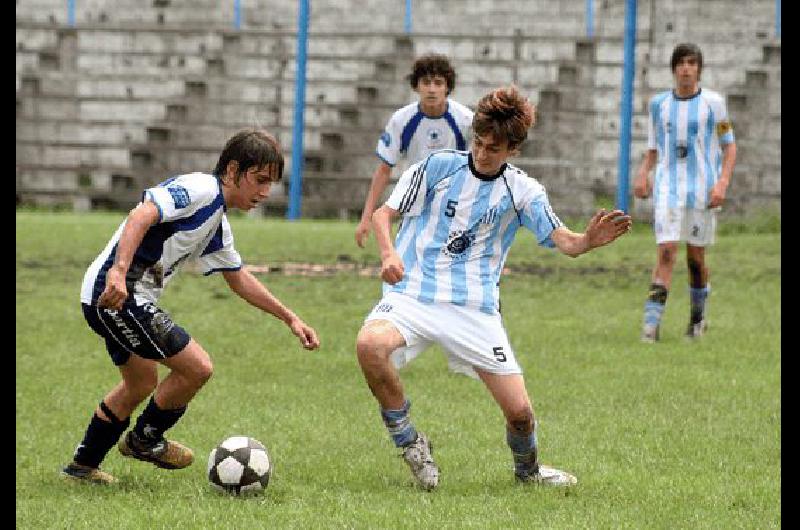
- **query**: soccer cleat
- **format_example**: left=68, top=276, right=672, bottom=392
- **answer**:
left=641, top=323, right=660, bottom=343
left=61, top=462, right=117, bottom=485
left=401, top=432, right=439, bottom=491
left=516, top=464, right=577, bottom=487
left=685, top=319, right=708, bottom=339
left=118, top=431, right=194, bottom=470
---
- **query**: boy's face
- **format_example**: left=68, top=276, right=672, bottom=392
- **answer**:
left=226, top=163, right=278, bottom=210
left=471, top=132, right=514, bottom=175
left=415, top=74, right=448, bottom=110
left=673, top=55, right=700, bottom=90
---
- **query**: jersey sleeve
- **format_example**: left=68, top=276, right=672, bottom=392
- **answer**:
left=647, top=96, right=658, bottom=150
left=710, top=95, right=735, bottom=145
left=197, top=214, right=243, bottom=275
left=385, top=157, right=429, bottom=217
left=520, top=184, right=564, bottom=248
left=376, top=111, right=403, bottom=167
left=142, top=176, right=217, bottom=223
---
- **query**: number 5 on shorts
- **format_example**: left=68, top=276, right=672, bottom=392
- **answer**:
left=493, top=346, right=507, bottom=362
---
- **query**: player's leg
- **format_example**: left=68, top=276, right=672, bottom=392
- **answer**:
left=685, top=243, right=710, bottom=337
left=357, top=298, right=438, bottom=490
left=63, top=351, right=158, bottom=484
left=642, top=241, right=678, bottom=342
left=477, top=371, right=576, bottom=486
left=356, top=320, right=409, bottom=411
left=119, top=338, right=212, bottom=469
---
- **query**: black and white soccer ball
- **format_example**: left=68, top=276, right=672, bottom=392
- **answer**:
left=207, top=436, right=271, bottom=495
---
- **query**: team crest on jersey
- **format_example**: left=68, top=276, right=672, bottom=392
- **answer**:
left=380, top=131, right=391, bottom=147
left=443, top=229, right=476, bottom=258
left=427, top=127, right=445, bottom=148
left=167, top=185, right=191, bottom=209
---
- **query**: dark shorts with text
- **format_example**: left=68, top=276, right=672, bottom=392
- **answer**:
left=81, top=303, right=191, bottom=366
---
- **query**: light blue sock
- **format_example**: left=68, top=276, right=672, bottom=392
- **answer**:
left=380, top=399, right=418, bottom=448
left=689, top=284, right=710, bottom=324
left=644, top=300, right=666, bottom=327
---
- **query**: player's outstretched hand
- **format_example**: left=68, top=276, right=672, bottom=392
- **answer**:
left=355, top=219, right=371, bottom=248
left=97, top=266, right=128, bottom=311
left=380, top=252, right=404, bottom=285
left=585, top=209, right=632, bottom=250
left=289, top=317, right=320, bottom=350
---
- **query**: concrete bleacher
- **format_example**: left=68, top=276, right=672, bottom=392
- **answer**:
left=16, top=0, right=780, bottom=218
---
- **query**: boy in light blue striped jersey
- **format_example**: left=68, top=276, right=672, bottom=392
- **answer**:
left=634, top=43, right=737, bottom=342
left=356, top=85, right=632, bottom=490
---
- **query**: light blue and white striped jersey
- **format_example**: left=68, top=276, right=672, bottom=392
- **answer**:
left=647, top=88, right=735, bottom=210
left=384, top=150, right=563, bottom=315
left=80, top=172, right=242, bottom=306
left=376, top=99, right=473, bottom=169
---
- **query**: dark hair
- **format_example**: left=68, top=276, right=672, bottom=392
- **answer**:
left=670, top=42, right=703, bottom=74
left=472, top=85, right=535, bottom=150
left=407, top=53, right=456, bottom=95
left=213, top=130, right=284, bottom=184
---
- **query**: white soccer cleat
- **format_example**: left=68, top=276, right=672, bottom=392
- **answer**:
left=402, top=432, right=439, bottom=491
left=685, top=319, right=708, bottom=339
left=516, top=464, right=578, bottom=487
left=641, top=323, right=660, bottom=343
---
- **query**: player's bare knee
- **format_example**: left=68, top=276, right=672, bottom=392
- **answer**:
left=658, top=248, right=676, bottom=267
left=194, top=359, right=214, bottom=386
left=507, top=406, right=534, bottom=434
left=356, top=328, right=391, bottom=363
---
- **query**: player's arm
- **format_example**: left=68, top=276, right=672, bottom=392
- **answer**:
left=550, top=209, right=632, bottom=258
left=371, top=205, right=404, bottom=284
left=98, top=201, right=160, bottom=310
left=709, top=142, right=737, bottom=208
left=634, top=149, right=658, bottom=199
left=222, top=269, right=320, bottom=350
left=356, top=162, right=393, bottom=248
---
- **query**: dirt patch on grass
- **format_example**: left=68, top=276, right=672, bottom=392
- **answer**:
left=245, top=261, right=636, bottom=278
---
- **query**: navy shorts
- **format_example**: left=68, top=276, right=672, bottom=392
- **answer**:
left=82, top=303, right=192, bottom=366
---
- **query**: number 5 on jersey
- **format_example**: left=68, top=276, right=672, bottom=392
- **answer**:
left=445, top=199, right=458, bottom=217
left=493, top=346, right=507, bottom=362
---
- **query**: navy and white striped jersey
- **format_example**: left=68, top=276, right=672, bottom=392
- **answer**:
left=647, top=88, right=735, bottom=210
left=376, top=99, right=473, bottom=170
left=80, top=172, right=242, bottom=306
left=384, top=150, right=563, bottom=315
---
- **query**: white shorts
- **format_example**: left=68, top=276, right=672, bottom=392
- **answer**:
left=654, top=207, right=717, bottom=246
left=364, top=291, right=522, bottom=380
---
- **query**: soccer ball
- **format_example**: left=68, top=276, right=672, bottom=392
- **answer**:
left=207, top=436, right=271, bottom=495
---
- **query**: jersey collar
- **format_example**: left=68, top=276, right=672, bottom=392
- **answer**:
left=672, top=87, right=702, bottom=101
left=417, top=100, right=449, bottom=119
left=468, top=153, right=507, bottom=181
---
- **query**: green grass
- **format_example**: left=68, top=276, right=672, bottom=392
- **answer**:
left=16, top=211, right=780, bottom=528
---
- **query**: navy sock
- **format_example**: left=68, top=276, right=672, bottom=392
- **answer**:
left=689, top=284, right=710, bottom=324
left=380, top=399, right=418, bottom=448
left=507, top=428, right=538, bottom=476
left=73, top=402, right=130, bottom=469
left=132, top=396, right=187, bottom=444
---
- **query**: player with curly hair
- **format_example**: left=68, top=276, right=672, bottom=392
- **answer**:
left=355, top=85, right=632, bottom=489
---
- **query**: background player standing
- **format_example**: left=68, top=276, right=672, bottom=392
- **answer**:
left=355, top=86, right=632, bottom=489
left=62, top=130, right=320, bottom=484
left=355, top=53, right=473, bottom=247
left=634, top=43, right=737, bottom=342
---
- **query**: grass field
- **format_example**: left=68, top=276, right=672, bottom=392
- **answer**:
left=16, top=210, right=780, bottom=528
